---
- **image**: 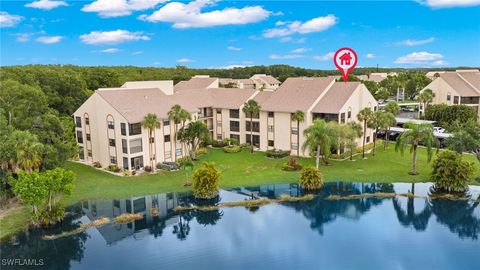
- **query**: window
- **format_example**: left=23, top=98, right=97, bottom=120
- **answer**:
left=86, top=133, right=91, bottom=141
left=217, top=134, right=222, bottom=140
left=245, top=121, right=260, bottom=132
left=107, top=121, right=114, bottom=129
left=454, top=96, right=459, bottom=104
left=291, top=127, right=298, bottom=135
left=149, top=137, right=154, bottom=143
left=78, top=147, right=85, bottom=160
left=268, top=140, right=274, bottom=147
left=85, top=117, right=90, bottom=125
left=268, top=125, right=274, bottom=132
left=87, top=150, right=92, bottom=157
left=75, top=116, right=82, bottom=128
left=366, top=136, right=370, bottom=143
left=230, top=134, right=240, bottom=141
left=268, top=111, right=274, bottom=117
left=110, top=156, right=117, bottom=164
left=122, top=139, right=128, bottom=154
left=129, top=138, right=143, bottom=153
left=246, top=135, right=260, bottom=146
left=130, top=156, right=144, bottom=169
left=164, top=135, right=171, bottom=142
left=121, top=123, right=127, bottom=136
left=447, top=93, right=451, bottom=101
left=348, top=109, right=352, bottom=119
left=176, top=148, right=182, bottom=157
left=230, top=121, right=240, bottom=132
left=109, top=139, right=116, bottom=147
left=340, top=113, right=346, bottom=123
left=229, top=109, right=240, bottom=118
left=291, top=143, right=298, bottom=150
left=76, top=131, right=83, bottom=143
left=163, top=120, right=170, bottom=126
left=165, top=151, right=171, bottom=159
left=129, top=123, right=142, bottom=135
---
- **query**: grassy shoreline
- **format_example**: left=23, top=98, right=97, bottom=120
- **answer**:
left=1, top=145, right=479, bottom=241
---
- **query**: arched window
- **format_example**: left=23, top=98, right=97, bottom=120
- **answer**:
left=347, top=107, right=352, bottom=119
left=84, top=113, right=90, bottom=125
left=447, top=93, right=451, bottom=102
left=106, top=115, right=115, bottom=129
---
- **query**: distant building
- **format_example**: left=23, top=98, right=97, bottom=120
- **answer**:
left=420, top=70, right=480, bottom=117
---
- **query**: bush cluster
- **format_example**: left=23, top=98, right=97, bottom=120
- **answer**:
left=192, top=162, right=221, bottom=199
left=430, top=150, right=474, bottom=193
left=211, top=140, right=228, bottom=148
left=266, top=149, right=290, bottom=159
left=299, top=167, right=324, bottom=190
left=156, top=162, right=179, bottom=171
left=93, top=162, right=102, bottom=168
left=144, top=166, right=152, bottom=172
left=223, top=145, right=241, bottom=153
left=281, top=157, right=303, bottom=171
left=195, top=147, right=208, bottom=157
left=106, top=165, right=121, bottom=172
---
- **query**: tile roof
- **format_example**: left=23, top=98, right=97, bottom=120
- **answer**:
left=258, top=75, right=281, bottom=85
left=174, top=77, right=218, bottom=91
left=312, top=82, right=361, bottom=113
left=260, top=77, right=335, bottom=113
left=440, top=72, right=480, bottom=97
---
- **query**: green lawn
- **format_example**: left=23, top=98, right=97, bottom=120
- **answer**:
left=1, top=144, right=479, bottom=241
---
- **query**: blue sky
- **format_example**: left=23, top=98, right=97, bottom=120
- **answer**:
left=1, top=0, right=479, bottom=69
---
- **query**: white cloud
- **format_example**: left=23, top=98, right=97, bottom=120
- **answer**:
left=25, top=0, right=68, bottom=10
left=263, top=15, right=337, bottom=38
left=432, top=60, right=449, bottom=65
left=80, top=30, right=150, bottom=45
left=417, top=0, right=480, bottom=8
left=394, top=51, right=444, bottom=65
left=82, top=0, right=167, bottom=18
left=366, top=53, right=375, bottom=59
left=291, top=47, right=310, bottom=53
left=0, top=12, right=23, bottom=28
left=132, top=50, right=143, bottom=55
left=139, top=0, right=271, bottom=28
left=36, top=35, right=63, bottom=44
left=13, top=33, right=33, bottom=42
left=269, top=54, right=303, bottom=60
left=398, top=37, right=435, bottom=46
left=227, top=46, right=242, bottom=51
left=177, top=58, right=193, bottom=63
left=210, top=64, right=249, bottom=69
left=313, top=52, right=334, bottom=61
left=99, top=48, right=120, bottom=53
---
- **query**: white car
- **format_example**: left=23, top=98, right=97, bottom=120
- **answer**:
left=433, top=127, right=445, bottom=133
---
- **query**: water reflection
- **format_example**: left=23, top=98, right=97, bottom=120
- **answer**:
left=1, top=182, right=479, bottom=270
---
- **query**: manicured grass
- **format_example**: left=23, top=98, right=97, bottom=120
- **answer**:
left=1, top=144, right=479, bottom=240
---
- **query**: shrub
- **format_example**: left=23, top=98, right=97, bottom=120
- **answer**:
left=178, top=158, right=194, bottom=170
left=211, top=140, right=228, bottom=148
left=430, top=150, right=474, bottom=193
left=123, top=170, right=131, bottom=176
left=192, top=162, right=221, bottom=199
left=223, top=145, right=241, bottom=153
left=38, top=205, right=66, bottom=225
left=240, top=143, right=251, bottom=149
left=282, top=157, right=302, bottom=171
left=132, top=170, right=137, bottom=176
left=266, top=149, right=290, bottom=159
left=195, top=147, right=208, bottom=157
left=156, top=162, right=180, bottom=171
left=299, top=167, right=324, bottom=190
left=106, top=165, right=121, bottom=172
left=144, top=166, right=152, bottom=172
left=93, top=162, right=102, bottom=168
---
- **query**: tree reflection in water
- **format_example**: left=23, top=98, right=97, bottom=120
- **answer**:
left=429, top=188, right=480, bottom=240
left=392, top=183, right=432, bottom=231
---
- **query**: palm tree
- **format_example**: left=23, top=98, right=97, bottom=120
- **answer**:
left=141, top=113, right=161, bottom=170
left=179, top=109, right=192, bottom=158
left=378, top=112, right=396, bottom=150
left=346, top=122, right=363, bottom=160
left=357, top=107, right=373, bottom=159
left=178, top=120, right=209, bottom=160
left=302, top=119, right=334, bottom=169
left=11, top=130, right=44, bottom=173
left=291, top=110, right=305, bottom=156
left=417, top=88, right=435, bottom=117
left=384, top=101, right=401, bottom=116
left=395, top=122, right=438, bottom=175
left=242, top=100, right=261, bottom=153
left=367, top=111, right=383, bottom=156
left=168, top=104, right=183, bottom=161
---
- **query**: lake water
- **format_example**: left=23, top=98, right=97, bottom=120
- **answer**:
left=1, top=182, right=479, bottom=270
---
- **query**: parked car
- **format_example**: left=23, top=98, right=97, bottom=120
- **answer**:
left=433, top=127, right=445, bottom=133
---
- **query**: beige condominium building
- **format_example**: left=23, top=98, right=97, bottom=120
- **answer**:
left=73, top=76, right=377, bottom=171
left=420, top=70, right=480, bottom=117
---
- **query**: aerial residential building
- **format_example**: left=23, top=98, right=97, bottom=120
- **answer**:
left=174, top=75, right=219, bottom=92
left=357, top=72, right=390, bottom=83
left=73, top=76, right=377, bottom=171
left=420, top=70, right=480, bottom=117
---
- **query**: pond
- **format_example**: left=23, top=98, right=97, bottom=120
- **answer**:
left=1, top=182, right=479, bottom=270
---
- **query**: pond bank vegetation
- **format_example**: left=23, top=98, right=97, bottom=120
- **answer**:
left=42, top=217, right=110, bottom=240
